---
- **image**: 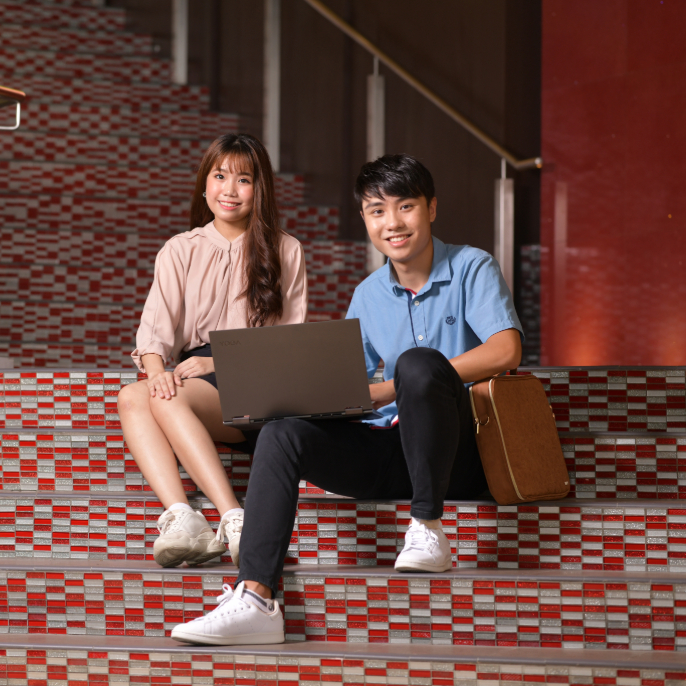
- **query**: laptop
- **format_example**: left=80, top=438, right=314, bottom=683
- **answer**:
left=209, top=319, right=377, bottom=428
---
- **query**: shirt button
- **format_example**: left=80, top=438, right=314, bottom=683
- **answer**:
left=418, top=335, right=424, bottom=341
left=414, top=300, right=419, bottom=306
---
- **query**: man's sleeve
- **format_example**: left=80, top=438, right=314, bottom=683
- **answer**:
left=464, top=254, right=524, bottom=343
left=346, top=292, right=382, bottom=378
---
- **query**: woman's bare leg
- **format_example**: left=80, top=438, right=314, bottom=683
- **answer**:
left=118, top=379, right=245, bottom=513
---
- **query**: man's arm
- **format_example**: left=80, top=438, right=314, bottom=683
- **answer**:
left=369, top=328, right=522, bottom=410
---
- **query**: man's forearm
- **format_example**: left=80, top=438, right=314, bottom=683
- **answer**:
left=448, top=328, right=521, bottom=383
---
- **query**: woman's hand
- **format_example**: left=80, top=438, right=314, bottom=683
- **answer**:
left=370, top=379, right=396, bottom=411
left=146, top=370, right=181, bottom=399
left=173, top=356, right=215, bottom=382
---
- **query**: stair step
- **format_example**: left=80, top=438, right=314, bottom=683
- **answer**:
left=0, top=558, right=683, bottom=649
left=0, top=343, right=137, bottom=368
left=0, top=489, right=683, bottom=571
left=13, top=99, right=239, bottom=141
left=2, top=22, right=154, bottom=57
left=0, top=227, right=358, bottom=271
left=0, top=261, right=357, bottom=314
left=3, top=72, right=213, bottom=110
left=1, top=369, right=683, bottom=433
left=0, top=429, right=684, bottom=500
left=0, top=634, right=684, bottom=678
left=0, top=194, right=338, bottom=237
left=0, top=46, right=172, bottom=83
left=4, top=130, right=214, bottom=167
left=0, top=0, right=126, bottom=31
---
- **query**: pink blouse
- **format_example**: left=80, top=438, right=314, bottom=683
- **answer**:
left=131, top=222, right=308, bottom=371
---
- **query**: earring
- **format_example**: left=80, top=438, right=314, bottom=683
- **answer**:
left=203, top=192, right=206, bottom=197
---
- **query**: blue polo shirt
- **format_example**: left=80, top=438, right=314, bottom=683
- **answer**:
left=345, top=236, right=523, bottom=427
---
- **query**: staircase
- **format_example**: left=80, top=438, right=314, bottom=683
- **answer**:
left=0, top=0, right=365, bottom=368
left=1, top=1, right=686, bottom=684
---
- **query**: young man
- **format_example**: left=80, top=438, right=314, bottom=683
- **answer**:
left=170, top=154, right=523, bottom=646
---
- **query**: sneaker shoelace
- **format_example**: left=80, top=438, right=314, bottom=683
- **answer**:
left=157, top=509, right=181, bottom=535
left=191, top=583, right=237, bottom=621
left=215, top=510, right=244, bottom=544
left=404, top=521, right=439, bottom=552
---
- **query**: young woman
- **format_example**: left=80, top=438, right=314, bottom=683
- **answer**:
left=117, top=133, right=308, bottom=569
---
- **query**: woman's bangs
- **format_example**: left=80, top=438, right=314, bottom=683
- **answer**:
left=217, top=149, right=256, bottom=178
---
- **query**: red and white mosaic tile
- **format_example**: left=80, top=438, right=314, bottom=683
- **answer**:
left=2, top=23, right=153, bottom=56
left=0, top=1, right=126, bottom=31
left=0, top=493, right=683, bottom=572
left=1, top=370, right=683, bottom=432
left=0, top=566, right=684, bottom=650
left=0, top=47, right=171, bottom=82
left=0, top=649, right=681, bottom=686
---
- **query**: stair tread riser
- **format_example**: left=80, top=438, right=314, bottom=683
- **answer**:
left=2, top=370, right=684, bottom=434
left=0, top=161, right=305, bottom=204
left=0, top=638, right=684, bottom=680
left=0, top=47, right=171, bottom=83
left=0, top=491, right=683, bottom=571
left=2, top=23, right=154, bottom=56
left=0, top=430, right=685, bottom=502
left=8, top=100, right=239, bottom=141
left=0, top=72, right=212, bottom=109
left=0, top=1, right=125, bottom=31
left=0, top=564, right=683, bottom=649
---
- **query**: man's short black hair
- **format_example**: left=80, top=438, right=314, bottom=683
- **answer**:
left=354, top=153, right=435, bottom=208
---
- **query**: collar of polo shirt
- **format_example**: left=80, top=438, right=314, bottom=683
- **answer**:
left=387, top=237, right=454, bottom=298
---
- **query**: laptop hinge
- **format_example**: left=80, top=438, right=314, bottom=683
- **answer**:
left=344, top=407, right=364, bottom=416
left=232, top=416, right=251, bottom=425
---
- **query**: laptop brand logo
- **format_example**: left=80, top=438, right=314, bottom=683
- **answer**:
left=220, top=340, right=241, bottom=346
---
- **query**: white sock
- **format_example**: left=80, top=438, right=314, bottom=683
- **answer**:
left=243, top=588, right=275, bottom=613
left=169, top=502, right=194, bottom=513
left=223, top=507, right=244, bottom=518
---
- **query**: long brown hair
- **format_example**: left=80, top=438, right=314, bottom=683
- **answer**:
left=190, top=134, right=283, bottom=327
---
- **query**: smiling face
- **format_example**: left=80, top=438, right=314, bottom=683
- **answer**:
left=360, top=193, right=437, bottom=266
left=205, top=155, right=255, bottom=237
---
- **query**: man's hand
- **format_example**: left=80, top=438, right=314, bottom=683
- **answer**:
left=370, top=379, right=396, bottom=410
left=173, top=356, right=215, bottom=382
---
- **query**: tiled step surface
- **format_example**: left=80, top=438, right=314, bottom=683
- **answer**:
left=2, top=23, right=154, bottom=56
left=0, top=1, right=126, bottom=31
left=0, top=636, right=684, bottom=686
left=3, top=131, right=212, bottom=166
left=0, top=47, right=172, bottom=82
left=0, top=342, right=138, bottom=369
left=2, top=72, right=213, bottom=109
left=0, top=195, right=337, bottom=236
left=0, top=491, right=683, bottom=571
left=14, top=100, right=239, bottom=140
left=1, top=429, right=684, bottom=500
left=0, top=559, right=684, bottom=650
left=1, top=369, right=683, bottom=433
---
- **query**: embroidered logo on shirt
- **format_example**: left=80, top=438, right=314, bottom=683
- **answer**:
left=446, top=316, right=456, bottom=325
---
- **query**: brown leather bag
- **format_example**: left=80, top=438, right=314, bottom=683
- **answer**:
left=469, top=371, right=570, bottom=505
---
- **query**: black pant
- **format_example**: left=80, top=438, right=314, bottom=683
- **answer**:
left=235, top=347, right=486, bottom=594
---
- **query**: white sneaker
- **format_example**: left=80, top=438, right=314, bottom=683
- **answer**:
left=171, top=581, right=285, bottom=645
left=394, top=517, right=453, bottom=572
left=214, top=509, right=243, bottom=567
left=153, top=508, right=226, bottom=568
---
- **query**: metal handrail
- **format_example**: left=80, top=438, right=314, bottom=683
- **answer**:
left=302, top=0, right=542, bottom=171
left=0, top=85, right=25, bottom=131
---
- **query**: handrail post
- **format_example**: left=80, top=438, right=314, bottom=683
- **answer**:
left=366, top=56, right=386, bottom=273
left=0, top=102, right=21, bottom=131
left=172, top=0, right=188, bottom=85
left=264, top=0, right=281, bottom=172
left=494, top=159, right=514, bottom=294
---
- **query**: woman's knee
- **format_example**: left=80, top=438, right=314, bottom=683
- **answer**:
left=117, top=381, right=150, bottom=415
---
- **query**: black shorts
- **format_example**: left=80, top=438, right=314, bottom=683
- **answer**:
left=180, top=343, right=259, bottom=453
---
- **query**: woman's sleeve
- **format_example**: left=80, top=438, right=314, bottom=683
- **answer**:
left=131, top=242, right=186, bottom=371
left=278, top=239, right=308, bottom=324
